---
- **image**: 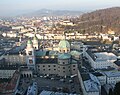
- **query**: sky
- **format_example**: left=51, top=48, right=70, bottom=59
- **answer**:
left=0, top=0, right=120, bottom=16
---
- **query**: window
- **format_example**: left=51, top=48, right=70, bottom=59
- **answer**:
left=43, top=69, right=45, bottom=71
left=63, top=71, right=65, bottom=73
left=63, top=62, right=65, bottom=64
left=29, top=59, right=33, bottom=64
left=73, top=65, right=76, bottom=67
left=54, top=69, right=56, bottom=71
left=53, top=65, right=56, bottom=67
left=67, top=49, right=69, bottom=52
left=43, top=65, right=45, bottom=67
left=63, top=67, right=65, bottom=69
left=49, top=69, right=51, bottom=71
left=48, top=65, right=50, bottom=67
left=28, top=51, right=32, bottom=55
left=73, top=69, right=75, bottom=71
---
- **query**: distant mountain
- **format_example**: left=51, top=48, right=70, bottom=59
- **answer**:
left=73, top=7, right=120, bottom=34
left=22, top=9, right=83, bottom=17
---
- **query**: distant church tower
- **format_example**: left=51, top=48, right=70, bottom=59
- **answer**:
left=33, top=34, right=39, bottom=50
left=26, top=40, right=36, bottom=70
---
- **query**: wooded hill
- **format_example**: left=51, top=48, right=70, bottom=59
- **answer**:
left=71, top=7, right=120, bottom=34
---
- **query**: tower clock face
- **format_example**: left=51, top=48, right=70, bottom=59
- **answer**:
left=29, top=59, right=33, bottom=64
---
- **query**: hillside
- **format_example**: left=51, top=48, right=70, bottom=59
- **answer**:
left=72, top=7, right=120, bottom=34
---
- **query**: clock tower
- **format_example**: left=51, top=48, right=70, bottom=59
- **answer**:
left=26, top=40, right=36, bottom=70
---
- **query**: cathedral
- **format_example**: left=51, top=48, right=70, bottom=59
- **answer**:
left=2, top=34, right=83, bottom=77
left=25, top=34, right=82, bottom=77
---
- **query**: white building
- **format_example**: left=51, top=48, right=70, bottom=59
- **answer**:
left=78, top=72, right=101, bottom=95
left=27, top=82, right=38, bottom=95
left=39, top=90, right=78, bottom=95
left=92, top=72, right=106, bottom=85
left=104, top=71, right=120, bottom=84
left=0, top=65, right=19, bottom=79
left=85, top=51, right=117, bottom=69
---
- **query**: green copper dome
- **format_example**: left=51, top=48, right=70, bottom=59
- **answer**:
left=27, top=40, right=32, bottom=44
left=70, top=50, right=81, bottom=56
left=58, top=53, right=71, bottom=59
left=59, top=40, right=70, bottom=49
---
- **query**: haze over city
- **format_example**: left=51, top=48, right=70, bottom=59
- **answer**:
left=0, top=0, right=120, bottom=16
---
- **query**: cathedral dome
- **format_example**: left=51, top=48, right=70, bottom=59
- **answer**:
left=59, top=40, right=70, bottom=49
left=58, top=53, right=71, bottom=60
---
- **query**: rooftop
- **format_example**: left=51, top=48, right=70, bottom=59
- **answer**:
left=39, top=90, right=78, bottom=95
left=36, top=58, right=57, bottom=64
left=36, top=50, right=47, bottom=56
left=92, top=72, right=104, bottom=77
left=87, top=50, right=117, bottom=62
left=5, top=44, right=26, bottom=55
left=94, top=52, right=117, bottom=62
left=70, top=50, right=81, bottom=56
left=114, top=60, right=120, bottom=66
left=81, top=73, right=100, bottom=92
left=104, top=71, right=120, bottom=77
left=84, top=80, right=99, bottom=92
left=27, top=82, right=37, bottom=95
left=58, top=53, right=71, bottom=59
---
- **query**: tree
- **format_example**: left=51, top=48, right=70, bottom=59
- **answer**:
left=109, top=88, right=113, bottom=95
left=62, top=87, right=70, bottom=93
left=52, top=87, right=57, bottom=92
left=114, top=82, right=120, bottom=95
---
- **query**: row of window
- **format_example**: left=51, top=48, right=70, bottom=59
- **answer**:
left=38, top=68, right=76, bottom=71
left=38, top=65, right=76, bottom=68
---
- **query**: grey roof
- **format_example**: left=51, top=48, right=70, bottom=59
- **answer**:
left=81, top=73, right=100, bottom=92
left=36, top=50, right=46, bottom=56
left=92, top=72, right=104, bottom=77
left=114, top=60, right=120, bottom=66
left=81, top=73, right=90, bottom=81
left=5, top=44, right=26, bottom=55
left=104, top=71, right=120, bottom=77
left=58, top=53, right=71, bottom=60
left=36, top=58, right=57, bottom=64
left=84, top=80, right=99, bottom=92
left=49, top=51, right=58, bottom=56
left=40, top=90, right=78, bottom=95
